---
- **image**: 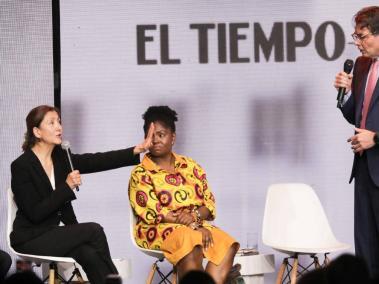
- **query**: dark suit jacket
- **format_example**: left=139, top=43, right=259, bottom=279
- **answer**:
left=10, top=146, right=139, bottom=247
left=341, top=56, right=379, bottom=186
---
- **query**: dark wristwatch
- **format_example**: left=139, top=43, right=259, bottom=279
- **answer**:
left=374, top=132, right=379, bottom=145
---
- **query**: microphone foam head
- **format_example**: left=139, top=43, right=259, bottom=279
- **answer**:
left=61, top=140, right=71, bottom=150
left=344, top=59, right=354, bottom=74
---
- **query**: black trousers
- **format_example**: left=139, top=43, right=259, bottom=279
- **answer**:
left=13, top=222, right=117, bottom=284
left=0, top=250, right=12, bottom=283
left=354, top=153, right=379, bottom=279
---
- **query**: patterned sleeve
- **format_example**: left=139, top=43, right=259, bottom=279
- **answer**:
left=128, top=166, right=170, bottom=225
left=192, top=161, right=216, bottom=220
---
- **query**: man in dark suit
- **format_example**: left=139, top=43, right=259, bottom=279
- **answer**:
left=334, top=6, right=379, bottom=279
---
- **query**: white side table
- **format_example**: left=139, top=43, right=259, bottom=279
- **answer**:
left=234, top=254, right=275, bottom=284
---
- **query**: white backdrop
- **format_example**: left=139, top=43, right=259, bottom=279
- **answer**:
left=61, top=1, right=378, bottom=283
left=0, top=0, right=54, bottom=276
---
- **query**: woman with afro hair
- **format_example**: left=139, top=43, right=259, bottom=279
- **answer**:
left=129, top=106, right=239, bottom=283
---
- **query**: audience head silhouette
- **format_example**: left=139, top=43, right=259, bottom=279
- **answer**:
left=4, top=271, right=43, bottom=284
left=298, top=254, right=371, bottom=284
left=180, top=270, right=216, bottom=284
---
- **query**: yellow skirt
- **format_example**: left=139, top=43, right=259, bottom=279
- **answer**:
left=160, top=226, right=238, bottom=266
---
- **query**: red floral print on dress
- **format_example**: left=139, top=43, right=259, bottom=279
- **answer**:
left=162, top=227, right=174, bottom=240
left=193, top=168, right=206, bottom=181
left=156, top=203, right=162, bottom=212
left=165, top=174, right=181, bottom=186
left=146, top=227, right=157, bottom=243
left=157, top=190, right=172, bottom=206
left=195, top=184, right=204, bottom=199
left=141, top=175, right=153, bottom=185
left=137, top=225, right=142, bottom=238
left=136, top=191, right=148, bottom=207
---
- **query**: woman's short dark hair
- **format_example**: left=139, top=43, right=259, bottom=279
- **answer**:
left=22, top=105, right=60, bottom=152
left=142, top=106, right=178, bottom=135
left=354, top=6, right=379, bottom=34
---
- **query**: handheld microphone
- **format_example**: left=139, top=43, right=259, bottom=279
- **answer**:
left=61, top=140, right=79, bottom=192
left=337, top=59, right=354, bottom=108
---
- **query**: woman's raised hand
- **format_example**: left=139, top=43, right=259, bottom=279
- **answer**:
left=133, top=123, right=155, bottom=155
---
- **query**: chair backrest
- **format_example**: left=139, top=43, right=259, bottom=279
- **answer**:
left=7, top=188, right=78, bottom=263
left=129, top=208, right=164, bottom=259
left=262, top=183, right=349, bottom=254
left=7, top=188, right=18, bottom=252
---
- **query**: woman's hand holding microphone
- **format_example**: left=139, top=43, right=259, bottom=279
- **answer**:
left=66, top=170, right=82, bottom=191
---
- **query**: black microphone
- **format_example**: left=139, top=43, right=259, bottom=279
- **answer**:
left=337, top=59, right=354, bottom=108
left=61, top=140, right=79, bottom=192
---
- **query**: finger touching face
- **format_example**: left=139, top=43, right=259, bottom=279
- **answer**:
left=149, top=121, right=175, bottom=157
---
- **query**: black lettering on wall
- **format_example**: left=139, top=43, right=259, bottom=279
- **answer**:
left=315, top=21, right=345, bottom=61
left=137, top=20, right=345, bottom=65
left=286, top=22, right=312, bottom=61
left=137, top=25, right=158, bottom=65
left=160, top=25, right=180, bottom=64
left=230, top=23, right=250, bottom=63
left=254, top=22, right=284, bottom=62
left=190, top=24, right=216, bottom=63
left=218, top=23, right=227, bottom=63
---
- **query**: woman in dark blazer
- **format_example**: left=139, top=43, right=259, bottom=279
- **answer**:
left=10, top=105, right=153, bottom=284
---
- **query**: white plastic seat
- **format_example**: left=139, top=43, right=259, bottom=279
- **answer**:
left=7, top=188, right=84, bottom=284
left=262, top=183, right=350, bottom=284
left=129, top=209, right=177, bottom=284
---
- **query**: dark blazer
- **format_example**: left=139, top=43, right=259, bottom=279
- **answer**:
left=341, top=56, right=379, bottom=186
left=10, top=146, right=139, bottom=247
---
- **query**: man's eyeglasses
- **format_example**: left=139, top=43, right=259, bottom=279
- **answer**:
left=351, top=32, right=373, bottom=42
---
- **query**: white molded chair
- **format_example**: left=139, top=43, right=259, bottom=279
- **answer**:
left=129, top=209, right=177, bottom=284
left=262, top=183, right=350, bottom=284
left=7, top=188, right=84, bottom=284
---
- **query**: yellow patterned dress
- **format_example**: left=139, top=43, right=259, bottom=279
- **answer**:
left=128, top=153, right=237, bottom=265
